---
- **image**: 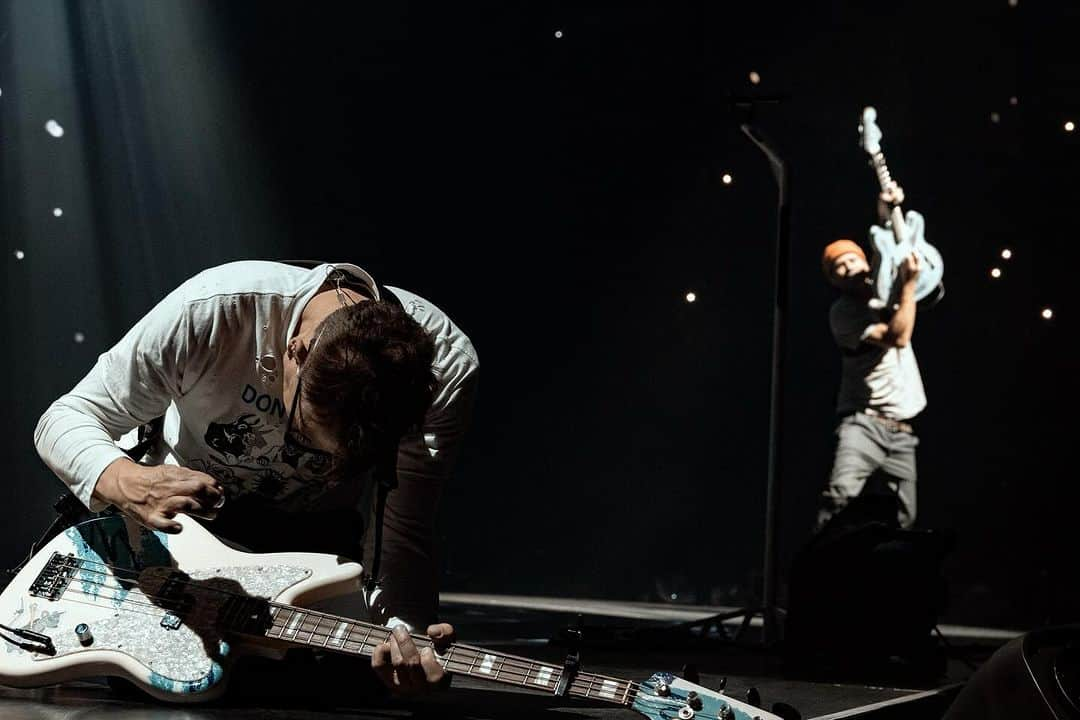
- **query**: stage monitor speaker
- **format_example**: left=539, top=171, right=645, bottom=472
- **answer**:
left=784, top=519, right=952, bottom=671
left=944, top=625, right=1080, bottom=720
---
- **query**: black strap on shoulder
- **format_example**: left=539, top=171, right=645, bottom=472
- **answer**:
left=125, top=416, right=165, bottom=462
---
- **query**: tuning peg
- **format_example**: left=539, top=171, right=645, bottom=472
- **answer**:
left=681, top=663, right=700, bottom=684
left=746, top=686, right=761, bottom=708
left=771, top=702, right=802, bottom=720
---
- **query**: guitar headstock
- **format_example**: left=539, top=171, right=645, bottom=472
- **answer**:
left=858, top=106, right=882, bottom=156
left=632, top=672, right=784, bottom=720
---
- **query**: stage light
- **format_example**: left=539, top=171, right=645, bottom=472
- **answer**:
left=721, top=173, right=733, bottom=185
left=990, top=112, right=1000, bottom=124
left=685, top=292, right=697, bottom=303
left=991, top=268, right=1002, bottom=278
left=554, top=30, right=563, bottom=39
left=749, top=71, right=761, bottom=85
left=1001, top=249, right=1012, bottom=259
left=1066, top=121, right=1075, bottom=133
left=73, top=332, right=85, bottom=343
left=53, top=207, right=63, bottom=217
left=44, top=119, right=64, bottom=137
left=14, top=250, right=25, bottom=260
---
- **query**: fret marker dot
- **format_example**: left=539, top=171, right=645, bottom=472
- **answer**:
left=1066, top=121, right=1075, bottom=133
left=1042, top=308, right=1053, bottom=320
left=74, top=332, right=85, bottom=343
left=721, top=173, right=733, bottom=185
left=45, top=119, right=65, bottom=137
left=53, top=207, right=63, bottom=217
left=685, top=292, right=696, bottom=303
left=749, top=71, right=761, bottom=84
left=990, top=268, right=1002, bottom=278
left=554, top=30, right=563, bottom=39
left=14, top=249, right=25, bottom=260
left=1001, top=248, right=1012, bottom=259
left=990, top=112, right=1000, bottom=124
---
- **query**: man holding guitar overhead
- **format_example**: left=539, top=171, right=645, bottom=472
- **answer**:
left=817, top=180, right=927, bottom=533
left=32, top=260, right=479, bottom=697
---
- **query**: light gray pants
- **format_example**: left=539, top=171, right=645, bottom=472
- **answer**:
left=816, top=413, right=919, bottom=532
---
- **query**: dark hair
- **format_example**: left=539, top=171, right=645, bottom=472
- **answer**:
left=301, top=301, right=436, bottom=462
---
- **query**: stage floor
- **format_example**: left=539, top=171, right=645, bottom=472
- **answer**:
left=0, top=593, right=1013, bottom=719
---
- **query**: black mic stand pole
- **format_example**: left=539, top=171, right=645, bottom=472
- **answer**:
left=677, top=98, right=789, bottom=648
left=741, top=116, right=790, bottom=647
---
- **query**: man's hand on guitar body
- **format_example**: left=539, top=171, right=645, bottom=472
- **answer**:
left=372, top=623, right=456, bottom=695
left=94, top=458, right=225, bottom=533
left=898, top=250, right=921, bottom=288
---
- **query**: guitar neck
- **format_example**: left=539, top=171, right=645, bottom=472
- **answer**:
left=226, top=598, right=637, bottom=706
left=869, top=150, right=907, bottom=241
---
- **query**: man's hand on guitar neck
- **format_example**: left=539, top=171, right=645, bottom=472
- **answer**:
left=372, top=623, right=456, bottom=695
left=877, top=181, right=905, bottom=224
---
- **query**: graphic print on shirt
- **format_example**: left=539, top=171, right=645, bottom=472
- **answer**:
left=204, top=414, right=272, bottom=462
left=190, top=401, right=345, bottom=509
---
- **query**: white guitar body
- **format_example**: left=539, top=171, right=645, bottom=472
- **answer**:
left=0, top=513, right=364, bottom=703
left=0, top=513, right=785, bottom=719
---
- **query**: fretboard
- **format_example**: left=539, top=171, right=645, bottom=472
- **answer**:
left=223, top=598, right=637, bottom=705
left=869, top=151, right=908, bottom=242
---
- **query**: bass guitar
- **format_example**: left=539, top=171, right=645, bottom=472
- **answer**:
left=858, top=106, right=945, bottom=308
left=0, top=513, right=781, bottom=719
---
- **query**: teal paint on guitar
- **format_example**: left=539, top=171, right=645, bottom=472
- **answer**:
left=632, top=672, right=760, bottom=720
left=149, top=651, right=226, bottom=695
left=65, top=515, right=171, bottom=606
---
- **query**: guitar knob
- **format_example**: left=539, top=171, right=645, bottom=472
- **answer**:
left=74, top=623, right=93, bottom=646
left=656, top=682, right=671, bottom=697
left=687, top=691, right=704, bottom=711
left=717, top=706, right=736, bottom=720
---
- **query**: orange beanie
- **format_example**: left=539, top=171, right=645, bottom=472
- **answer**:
left=822, top=239, right=866, bottom=278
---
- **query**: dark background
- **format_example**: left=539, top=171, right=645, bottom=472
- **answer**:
left=1, top=0, right=1076, bottom=630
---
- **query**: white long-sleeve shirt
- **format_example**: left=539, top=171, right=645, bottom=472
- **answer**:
left=34, top=260, right=478, bottom=630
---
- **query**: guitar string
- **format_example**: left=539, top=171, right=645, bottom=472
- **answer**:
left=55, top=581, right=642, bottom=705
left=61, top=555, right=643, bottom=697
left=51, top=573, right=639, bottom=700
left=57, top=557, right=575, bottom=672
left=54, top=577, right=634, bottom=702
left=50, top=556, right=643, bottom=699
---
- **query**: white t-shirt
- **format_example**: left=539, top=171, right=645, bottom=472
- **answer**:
left=829, top=294, right=926, bottom=421
left=33, top=260, right=479, bottom=629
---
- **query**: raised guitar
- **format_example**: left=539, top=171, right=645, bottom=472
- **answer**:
left=0, top=513, right=781, bottom=719
left=858, top=106, right=945, bottom=308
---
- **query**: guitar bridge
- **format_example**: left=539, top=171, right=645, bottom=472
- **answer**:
left=29, top=552, right=80, bottom=601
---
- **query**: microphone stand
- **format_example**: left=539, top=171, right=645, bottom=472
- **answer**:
left=549, top=98, right=792, bottom=654
left=677, top=99, right=790, bottom=648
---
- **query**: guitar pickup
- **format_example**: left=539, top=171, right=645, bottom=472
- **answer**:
left=160, top=612, right=183, bottom=630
